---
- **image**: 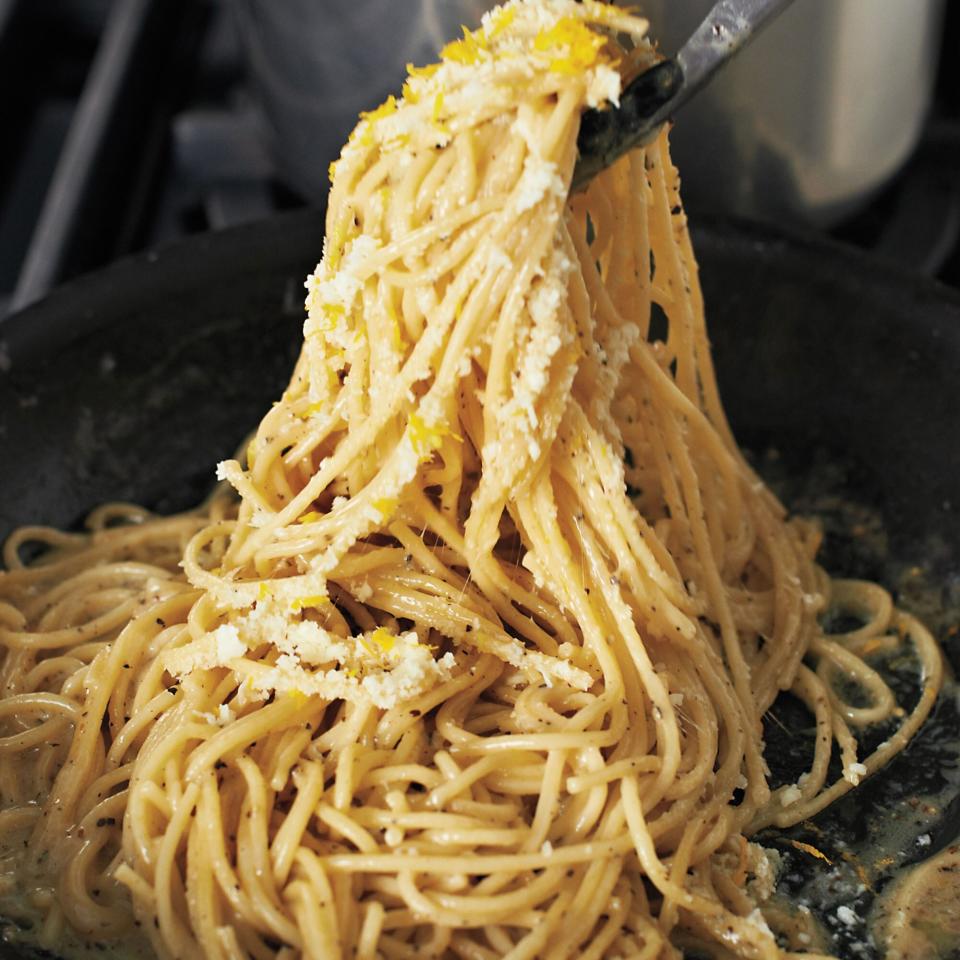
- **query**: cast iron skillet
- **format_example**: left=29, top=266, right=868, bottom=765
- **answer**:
left=0, top=211, right=958, bottom=957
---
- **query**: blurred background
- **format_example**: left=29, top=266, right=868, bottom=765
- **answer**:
left=0, top=0, right=957, bottom=318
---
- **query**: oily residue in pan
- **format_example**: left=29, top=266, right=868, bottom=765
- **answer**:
left=753, top=447, right=960, bottom=960
left=0, top=446, right=956, bottom=960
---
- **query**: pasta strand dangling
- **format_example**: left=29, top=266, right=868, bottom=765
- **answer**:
left=0, top=3, right=943, bottom=959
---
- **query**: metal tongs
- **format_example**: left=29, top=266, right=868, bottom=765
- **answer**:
left=573, top=0, right=796, bottom=190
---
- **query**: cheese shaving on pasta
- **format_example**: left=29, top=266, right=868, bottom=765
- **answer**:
left=0, top=3, right=943, bottom=959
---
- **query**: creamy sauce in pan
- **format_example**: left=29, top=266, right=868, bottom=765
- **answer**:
left=0, top=812, right=151, bottom=959
left=2, top=452, right=956, bottom=960
left=873, top=843, right=960, bottom=958
left=754, top=448, right=960, bottom=959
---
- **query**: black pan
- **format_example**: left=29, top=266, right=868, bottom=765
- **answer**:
left=0, top=211, right=958, bottom=957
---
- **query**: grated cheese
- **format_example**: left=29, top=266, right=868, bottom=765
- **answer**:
left=836, top=905, right=857, bottom=927
left=779, top=785, right=802, bottom=806
left=354, top=580, right=374, bottom=602
left=586, top=62, right=621, bottom=108
left=163, top=624, right=246, bottom=675
left=514, top=155, right=565, bottom=213
left=745, top=909, right=773, bottom=937
left=843, top=761, right=868, bottom=785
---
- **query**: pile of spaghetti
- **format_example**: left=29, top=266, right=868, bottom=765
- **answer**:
left=0, top=3, right=943, bottom=958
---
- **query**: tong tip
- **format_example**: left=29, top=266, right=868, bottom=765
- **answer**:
left=573, top=60, right=684, bottom=191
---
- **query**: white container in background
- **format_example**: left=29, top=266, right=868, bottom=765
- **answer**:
left=642, top=0, right=945, bottom=225
left=232, top=0, right=489, bottom=203
left=235, top=0, right=945, bottom=226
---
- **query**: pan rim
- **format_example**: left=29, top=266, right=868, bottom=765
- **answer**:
left=2, top=209, right=960, bottom=363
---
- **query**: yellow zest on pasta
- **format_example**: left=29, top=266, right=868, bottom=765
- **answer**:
left=441, top=26, right=490, bottom=66
left=289, top=596, right=330, bottom=614
left=0, top=3, right=943, bottom=959
left=534, top=16, right=607, bottom=73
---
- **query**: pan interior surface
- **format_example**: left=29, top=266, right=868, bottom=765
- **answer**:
left=0, top=211, right=958, bottom=959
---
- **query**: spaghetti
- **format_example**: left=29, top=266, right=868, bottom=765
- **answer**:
left=0, top=3, right=944, bottom=958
